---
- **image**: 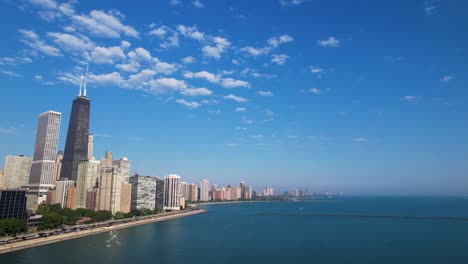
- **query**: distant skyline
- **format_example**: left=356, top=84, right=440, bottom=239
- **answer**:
left=0, top=0, right=467, bottom=195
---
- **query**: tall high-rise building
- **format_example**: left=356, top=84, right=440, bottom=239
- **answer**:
left=190, top=183, right=198, bottom=202
left=120, top=182, right=132, bottom=213
left=54, top=151, right=63, bottom=181
left=113, top=157, right=131, bottom=183
left=0, top=190, right=27, bottom=220
left=200, top=179, right=209, bottom=201
left=180, top=182, right=191, bottom=201
left=130, top=174, right=157, bottom=211
left=163, top=174, right=180, bottom=211
left=155, top=177, right=164, bottom=212
left=55, top=180, right=74, bottom=208
left=28, top=111, right=61, bottom=204
left=60, top=93, right=90, bottom=182
left=87, top=134, right=94, bottom=159
left=97, top=167, right=113, bottom=212
left=3, top=155, right=32, bottom=189
left=0, top=170, right=4, bottom=190
left=74, top=159, right=100, bottom=209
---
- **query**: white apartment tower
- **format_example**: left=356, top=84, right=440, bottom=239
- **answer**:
left=200, top=179, right=209, bottom=201
left=28, top=111, right=61, bottom=203
left=163, top=174, right=180, bottom=211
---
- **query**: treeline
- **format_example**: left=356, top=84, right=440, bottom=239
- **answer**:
left=36, top=204, right=113, bottom=230
left=37, top=204, right=162, bottom=230
left=0, top=219, right=27, bottom=236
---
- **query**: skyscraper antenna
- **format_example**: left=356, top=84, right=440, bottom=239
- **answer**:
left=78, top=75, right=83, bottom=96
left=83, top=64, right=89, bottom=97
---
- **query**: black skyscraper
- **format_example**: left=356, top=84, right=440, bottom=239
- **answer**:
left=60, top=95, right=90, bottom=181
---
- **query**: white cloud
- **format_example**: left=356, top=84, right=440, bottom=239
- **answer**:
left=91, top=46, right=126, bottom=64
left=18, top=29, right=62, bottom=56
left=424, top=0, right=437, bottom=15
left=193, top=0, right=205, bottom=8
left=34, top=75, right=43, bottom=80
left=271, top=54, right=289, bottom=65
left=127, top=47, right=152, bottom=61
left=176, top=99, right=201, bottom=108
left=279, top=0, right=303, bottom=6
left=153, top=60, right=178, bottom=75
left=318, top=37, right=340, bottom=47
left=121, top=41, right=131, bottom=49
left=0, top=57, right=32, bottom=66
left=235, top=107, right=246, bottom=112
left=224, top=94, right=248, bottom=103
left=184, top=70, right=219, bottom=83
left=181, top=56, right=195, bottom=64
left=89, top=72, right=125, bottom=86
left=148, top=27, right=167, bottom=37
left=169, top=0, right=182, bottom=6
left=148, top=25, right=179, bottom=49
left=161, top=34, right=180, bottom=49
left=310, top=88, right=321, bottom=94
left=232, top=59, right=240, bottom=65
left=177, top=25, right=206, bottom=41
left=202, top=37, right=231, bottom=59
left=125, top=69, right=157, bottom=89
left=184, top=70, right=250, bottom=88
left=149, top=78, right=187, bottom=94
left=440, top=75, right=454, bottom=82
left=310, top=66, right=325, bottom=77
left=352, top=137, right=368, bottom=142
left=221, top=78, right=251, bottom=88
left=402, top=96, right=418, bottom=103
left=241, top=34, right=293, bottom=57
left=181, top=87, right=212, bottom=96
left=47, top=32, right=94, bottom=52
left=116, top=60, right=141, bottom=72
left=58, top=3, right=75, bottom=16
left=240, top=46, right=271, bottom=56
left=0, top=70, right=20, bottom=77
left=71, top=10, right=139, bottom=39
left=268, top=34, right=294, bottom=47
left=257, top=91, right=273, bottom=97
left=28, top=0, right=57, bottom=9
left=63, top=26, right=76, bottom=33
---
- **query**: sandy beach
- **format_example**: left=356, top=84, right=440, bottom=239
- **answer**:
left=0, top=209, right=206, bottom=255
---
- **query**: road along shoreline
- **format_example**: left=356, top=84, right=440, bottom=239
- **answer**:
left=0, top=209, right=206, bottom=255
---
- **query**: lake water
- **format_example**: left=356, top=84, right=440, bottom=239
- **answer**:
left=2, top=197, right=468, bottom=263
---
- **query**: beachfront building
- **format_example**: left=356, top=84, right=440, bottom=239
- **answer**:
left=190, top=183, right=198, bottom=202
left=3, top=155, right=32, bottom=189
left=74, top=159, right=100, bottom=209
left=200, top=179, right=209, bottom=201
left=120, top=182, right=132, bottom=213
left=0, top=190, right=27, bottom=220
left=163, top=174, right=180, bottom=211
left=130, top=174, right=157, bottom=211
left=55, top=180, right=74, bottom=208
left=155, top=177, right=164, bottom=212
left=28, top=110, right=61, bottom=204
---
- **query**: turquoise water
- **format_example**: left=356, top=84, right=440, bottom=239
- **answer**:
left=2, top=197, right=468, bottom=263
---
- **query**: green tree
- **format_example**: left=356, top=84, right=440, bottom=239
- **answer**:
left=38, top=213, right=63, bottom=230
left=0, top=219, right=27, bottom=236
left=114, top=212, right=125, bottom=220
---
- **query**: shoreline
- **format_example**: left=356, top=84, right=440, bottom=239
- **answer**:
left=189, top=200, right=283, bottom=207
left=0, top=209, right=206, bottom=255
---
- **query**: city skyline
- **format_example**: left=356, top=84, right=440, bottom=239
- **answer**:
left=0, top=1, right=467, bottom=195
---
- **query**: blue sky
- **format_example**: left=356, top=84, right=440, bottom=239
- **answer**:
left=0, top=0, right=467, bottom=195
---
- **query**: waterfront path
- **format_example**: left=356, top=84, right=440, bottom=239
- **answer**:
left=0, top=209, right=206, bottom=255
